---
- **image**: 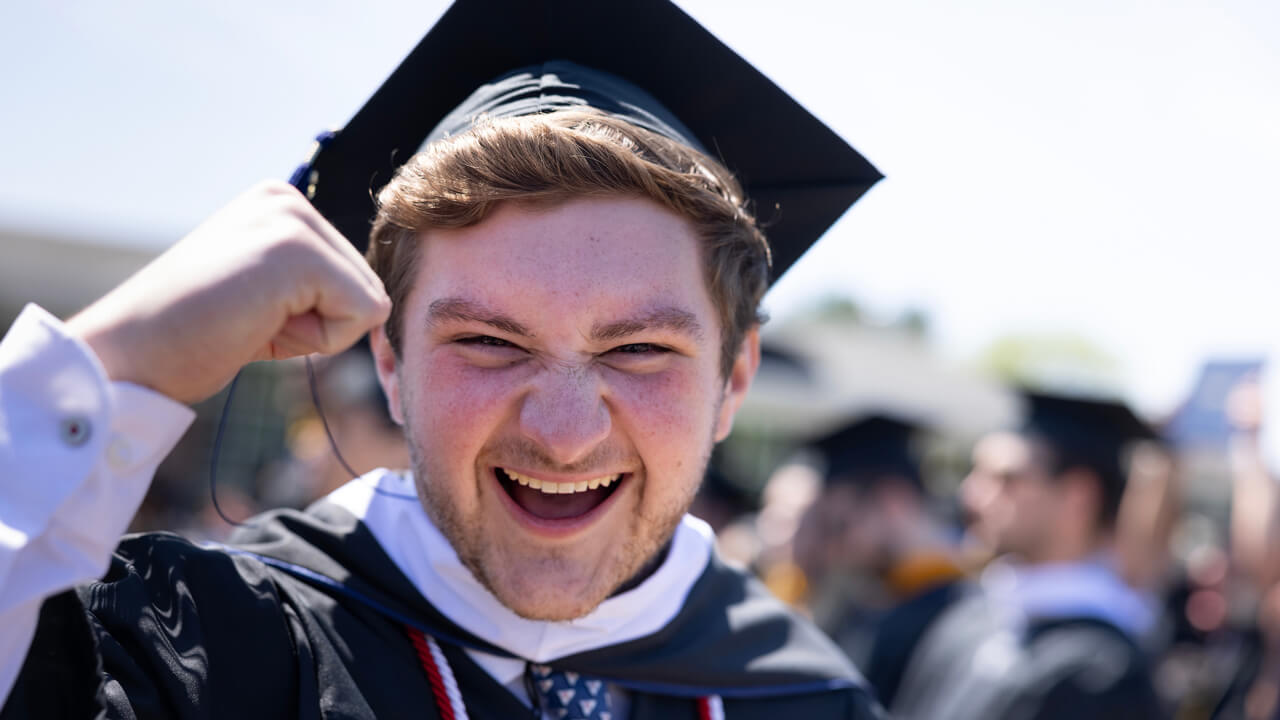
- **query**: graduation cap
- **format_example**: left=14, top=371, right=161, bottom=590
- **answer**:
left=291, top=0, right=882, bottom=282
left=1018, top=391, right=1160, bottom=521
left=812, top=415, right=925, bottom=490
left=696, top=458, right=758, bottom=516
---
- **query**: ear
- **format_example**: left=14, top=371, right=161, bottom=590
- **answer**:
left=713, top=327, right=761, bottom=442
left=369, top=324, right=406, bottom=426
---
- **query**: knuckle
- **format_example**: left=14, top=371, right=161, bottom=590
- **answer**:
left=257, top=184, right=315, bottom=220
left=263, top=222, right=318, bottom=259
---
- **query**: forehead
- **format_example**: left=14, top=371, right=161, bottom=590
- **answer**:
left=410, top=196, right=714, bottom=320
left=972, top=431, right=1041, bottom=474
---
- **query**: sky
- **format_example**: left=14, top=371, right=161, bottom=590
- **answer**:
left=2, top=0, right=1278, bottom=418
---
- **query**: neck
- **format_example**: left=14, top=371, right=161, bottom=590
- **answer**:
left=1025, top=531, right=1109, bottom=566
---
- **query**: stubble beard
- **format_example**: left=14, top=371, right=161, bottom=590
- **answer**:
left=397, top=371, right=727, bottom=621
left=403, top=429, right=711, bottom=622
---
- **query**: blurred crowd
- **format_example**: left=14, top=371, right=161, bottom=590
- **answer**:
left=709, top=377, right=1275, bottom=719
left=130, top=338, right=1279, bottom=719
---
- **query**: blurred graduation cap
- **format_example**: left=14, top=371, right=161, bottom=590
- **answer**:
left=696, top=457, right=759, bottom=517
left=812, top=415, right=925, bottom=490
left=291, top=0, right=881, bottom=282
left=1018, top=391, right=1160, bottom=520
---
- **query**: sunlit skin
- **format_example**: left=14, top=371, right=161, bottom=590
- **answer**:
left=960, top=432, right=1063, bottom=562
left=372, top=196, right=758, bottom=621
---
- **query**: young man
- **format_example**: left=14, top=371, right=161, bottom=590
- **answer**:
left=886, top=393, right=1166, bottom=720
left=794, top=415, right=965, bottom=706
left=0, top=1, right=884, bottom=717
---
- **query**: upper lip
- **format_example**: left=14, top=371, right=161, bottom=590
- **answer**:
left=494, top=465, right=627, bottom=484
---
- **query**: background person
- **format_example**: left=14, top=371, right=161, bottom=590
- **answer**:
left=887, top=391, right=1165, bottom=719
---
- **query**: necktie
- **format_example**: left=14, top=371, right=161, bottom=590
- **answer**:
left=528, top=664, right=613, bottom=720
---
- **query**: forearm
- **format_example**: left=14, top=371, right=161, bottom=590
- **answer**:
left=0, top=304, right=194, bottom=705
left=1230, top=432, right=1278, bottom=585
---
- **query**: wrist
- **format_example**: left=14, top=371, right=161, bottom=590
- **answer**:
left=66, top=307, right=154, bottom=395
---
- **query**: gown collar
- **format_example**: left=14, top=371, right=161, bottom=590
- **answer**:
left=324, top=469, right=715, bottom=663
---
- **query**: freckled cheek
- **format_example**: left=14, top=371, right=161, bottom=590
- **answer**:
left=608, top=371, right=718, bottom=449
left=410, top=356, right=529, bottom=449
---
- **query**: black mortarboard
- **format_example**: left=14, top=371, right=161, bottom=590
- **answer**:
left=697, top=458, right=758, bottom=516
left=812, top=415, right=924, bottom=490
left=291, top=0, right=881, bottom=282
left=1018, top=391, right=1159, bottom=521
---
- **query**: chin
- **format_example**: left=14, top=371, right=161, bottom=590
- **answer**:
left=415, top=456, right=695, bottom=619
left=473, top=553, right=622, bottom=621
left=501, top=589, right=605, bottom=622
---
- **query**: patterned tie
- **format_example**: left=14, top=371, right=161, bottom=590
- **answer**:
left=528, top=664, right=613, bottom=720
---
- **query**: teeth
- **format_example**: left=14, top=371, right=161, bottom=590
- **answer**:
left=502, top=469, right=620, bottom=495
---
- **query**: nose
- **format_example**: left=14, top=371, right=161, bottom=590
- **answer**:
left=518, top=365, right=612, bottom=466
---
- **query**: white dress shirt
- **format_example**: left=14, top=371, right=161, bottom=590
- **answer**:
left=0, top=304, right=196, bottom=704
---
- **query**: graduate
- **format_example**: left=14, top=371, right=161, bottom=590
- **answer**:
left=796, top=415, right=966, bottom=705
left=0, top=0, right=885, bottom=718
left=887, top=393, right=1166, bottom=720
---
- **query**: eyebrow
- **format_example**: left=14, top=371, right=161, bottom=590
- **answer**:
left=426, top=297, right=533, bottom=337
left=590, top=307, right=704, bottom=343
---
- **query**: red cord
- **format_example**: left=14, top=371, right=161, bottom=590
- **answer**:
left=409, top=624, right=720, bottom=720
left=406, top=626, right=456, bottom=720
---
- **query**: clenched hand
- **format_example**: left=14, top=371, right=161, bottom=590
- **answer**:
left=68, top=181, right=392, bottom=404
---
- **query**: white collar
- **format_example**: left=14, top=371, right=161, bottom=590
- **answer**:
left=979, top=556, right=1156, bottom=637
left=325, top=469, right=714, bottom=685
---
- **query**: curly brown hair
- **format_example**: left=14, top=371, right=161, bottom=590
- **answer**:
left=367, top=109, right=770, bottom=378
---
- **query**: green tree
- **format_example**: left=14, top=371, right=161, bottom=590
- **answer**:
left=978, top=332, right=1121, bottom=394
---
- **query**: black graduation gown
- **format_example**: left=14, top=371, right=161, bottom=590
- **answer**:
left=2, top=499, right=883, bottom=719
left=888, top=589, right=1165, bottom=720
left=862, top=581, right=963, bottom=708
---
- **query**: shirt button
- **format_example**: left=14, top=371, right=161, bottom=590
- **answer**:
left=106, top=436, right=132, bottom=472
left=60, top=416, right=92, bottom=447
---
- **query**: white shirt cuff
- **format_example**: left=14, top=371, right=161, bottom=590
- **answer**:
left=0, top=302, right=195, bottom=605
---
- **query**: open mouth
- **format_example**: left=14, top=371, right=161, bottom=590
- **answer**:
left=495, top=467, right=625, bottom=521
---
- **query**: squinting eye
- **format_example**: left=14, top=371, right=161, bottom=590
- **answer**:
left=459, top=335, right=514, bottom=348
left=611, top=343, right=666, bottom=354
left=454, top=335, right=527, bottom=367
